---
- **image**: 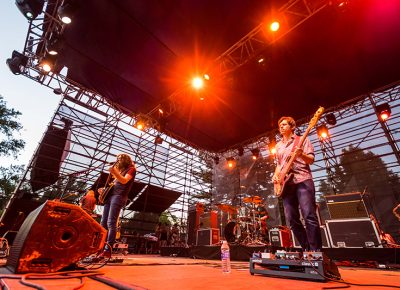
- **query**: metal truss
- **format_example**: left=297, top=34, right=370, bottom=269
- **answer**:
left=214, top=0, right=328, bottom=76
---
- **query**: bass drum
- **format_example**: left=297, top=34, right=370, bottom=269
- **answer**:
left=224, top=221, right=241, bottom=243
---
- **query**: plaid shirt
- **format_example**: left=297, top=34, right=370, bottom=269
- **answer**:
left=275, top=134, right=314, bottom=184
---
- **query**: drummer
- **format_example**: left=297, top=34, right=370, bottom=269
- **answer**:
left=255, top=203, right=269, bottom=243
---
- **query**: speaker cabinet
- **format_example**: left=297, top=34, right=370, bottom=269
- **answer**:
left=325, top=192, right=369, bottom=219
left=6, top=200, right=106, bottom=273
left=326, top=218, right=381, bottom=248
left=30, top=125, right=70, bottom=192
left=187, top=203, right=204, bottom=245
left=199, top=211, right=218, bottom=229
left=196, top=228, right=219, bottom=246
left=291, top=226, right=330, bottom=248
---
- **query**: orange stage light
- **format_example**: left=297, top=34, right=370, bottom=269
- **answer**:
left=270, top=21, right=280, bottom=32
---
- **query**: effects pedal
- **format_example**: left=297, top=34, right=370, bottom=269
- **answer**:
left=285, top=252, right=302, bottom=260
left=303, top=251, right=323, bottom=261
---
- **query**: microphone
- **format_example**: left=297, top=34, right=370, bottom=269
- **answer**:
left=106, top=161, right=117, bottom=166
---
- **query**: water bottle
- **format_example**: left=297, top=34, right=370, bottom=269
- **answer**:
left=221, top=240, right=231, bottom=273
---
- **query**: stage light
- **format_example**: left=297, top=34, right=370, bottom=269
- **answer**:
left=270, top=21, right=280, bottom=32
left=57, top=0, right=79, bottom=24
left=204, top=74, right=210, bottom=80
left=134, top=120, right=145, bottom=130
left=325, top=113, right=337, bottom=126
left=251, top=148, right=260, bottom=160
left=238, top=147, right=244, bottom=157
left=15, top=0, right=44, bottom=20
left=317, top=124, right=329, bottom=140
left=268, top=135, right=277, bottom=155
left=154, top=135, right=163, bottom=145
left=191, top=77, right=204, bottom=90
left=214, top=156, right=220, bottom=165
left=46, top=34, right=63, bottom=56
left=376, top=103, right=391, bottom=122
left=39, top=55, right=56, bottom=73
left=6, top=50, right=28, bottom=75
left=226, top=157, right=235, bottom=168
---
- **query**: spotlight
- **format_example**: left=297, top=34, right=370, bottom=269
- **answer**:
left=191, top=77, right=204, bottom=90
left=39, top=55, right=56, bottom=73
left=134, top=120, right=145, bottom=131
left=268, top=138, right=277, bottom=155
left=317, top=124, right=329, bottom=140
left=214, top=156, right=220, bottom=165
left=15, top=0, right=45, bottom=20
left=325, top=113, right=337, bottom=126
left=154, top=135, right=163, bottom=145
left=46, top=34, right=63, bottom=56
left=376, top=103, right=391, bottom=122
left=270, top=21, right=280, bottom=32
left=251, top=148, right=260, bottom=160
left=226, top=157, right=235, bottom=168
left=57, top=0, right=79, bottom=24
left=6, top=50, right=28, bottom=75
left=238, top=147, right=244, bottom=157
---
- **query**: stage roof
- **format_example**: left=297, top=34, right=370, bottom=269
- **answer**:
left=54, top=0, right=400, bottom=151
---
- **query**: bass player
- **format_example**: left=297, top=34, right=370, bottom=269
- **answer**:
left=98, top=153, right=136, bottom=257
left=272, top=116, right=322, bottom=252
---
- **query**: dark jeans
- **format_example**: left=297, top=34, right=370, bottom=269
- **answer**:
left=282, top=179, right=322, bottom=251
left=100, top=194, right=126, bottom=248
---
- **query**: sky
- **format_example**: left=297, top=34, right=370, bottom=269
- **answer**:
left=0, top=1, right=61, bottom=168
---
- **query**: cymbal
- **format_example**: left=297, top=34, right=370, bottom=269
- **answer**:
left=216, top=204, right=237, bottom=213
left=243, top=196, right=263, bottom=204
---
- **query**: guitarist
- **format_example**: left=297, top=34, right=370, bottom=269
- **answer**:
left=272, top=116, right=322, bottom=252
left=98, top=153, right=136, bottom=257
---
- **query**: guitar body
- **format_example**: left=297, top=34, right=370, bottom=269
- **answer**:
left=274, top=172, right=294, bottom=198
left=98, top=183, right=114, bottom=205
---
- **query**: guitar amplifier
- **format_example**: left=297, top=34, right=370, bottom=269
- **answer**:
left=196, top=228, right=220, bottom=246
left=291, top=226, right=330, bottom=248
left=324, top=192, right=369, bottom=219
left=199, top=211, right=218, bottom=229
left=326, top=218, right=382, bottom=248
left=269, top=227, right=292, bottom=247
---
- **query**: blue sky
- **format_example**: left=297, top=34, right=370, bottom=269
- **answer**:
left=0, top=2, right=61, bottom=168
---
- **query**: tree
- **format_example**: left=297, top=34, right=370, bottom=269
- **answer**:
left=0, top=95, right=25, bottom=200
left=0, top=95, right=25, bottom=158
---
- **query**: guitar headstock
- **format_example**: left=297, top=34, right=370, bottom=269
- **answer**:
left=309, top=106, right=325, bottom=128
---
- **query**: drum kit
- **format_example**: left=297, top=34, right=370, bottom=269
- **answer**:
left=216, top=195, right=269, bottom=245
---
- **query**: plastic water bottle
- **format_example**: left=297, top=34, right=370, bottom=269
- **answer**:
left=221, top=240, right=231, bottom=273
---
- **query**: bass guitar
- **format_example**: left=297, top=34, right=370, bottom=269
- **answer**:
left=98, top=177, right=115, bottom=205
left=274, top=107, right=325, bottom=197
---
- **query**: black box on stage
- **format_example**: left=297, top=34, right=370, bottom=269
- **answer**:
left=196, top=228, right=220, bottom=246
left=269, top=227, right=292, bottom=247
left=325, top=192, right=369, bottom=219
left=291, top=226, right=330, bottom=248
left=326, top=218, right=381, bottom=248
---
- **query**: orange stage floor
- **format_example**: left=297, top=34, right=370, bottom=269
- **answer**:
left=0, top=255, right=399, bottom=289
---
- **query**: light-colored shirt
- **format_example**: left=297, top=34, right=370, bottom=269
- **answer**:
left=275, top=134, right=314, bottom=184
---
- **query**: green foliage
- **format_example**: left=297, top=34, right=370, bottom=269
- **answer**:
left=0, top=95, right=25, bottom=158
left=0, top=165, right=24, bottom=207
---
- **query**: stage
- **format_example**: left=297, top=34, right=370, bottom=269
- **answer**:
left=0, top=254, right=399, bottom=289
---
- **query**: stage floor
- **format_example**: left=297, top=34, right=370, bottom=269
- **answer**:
left=0, top=255, right=399, bottom=289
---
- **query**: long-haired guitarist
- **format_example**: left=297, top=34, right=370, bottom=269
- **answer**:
left=272, top=116, right=322, bottom=251
left=98, top=153, right=136, bottom=257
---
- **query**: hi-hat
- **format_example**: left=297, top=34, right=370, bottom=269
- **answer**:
left=243, top=196, right=262, bottom=204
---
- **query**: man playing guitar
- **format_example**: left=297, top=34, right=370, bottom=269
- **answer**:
left=98, top=153, right=136, bottom=257
left=272, top=116, right=322, bottom=252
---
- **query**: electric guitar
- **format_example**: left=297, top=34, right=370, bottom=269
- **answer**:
left=98, top=177, right=115, bottom=205
left=274, top=107, right=325, bottom=197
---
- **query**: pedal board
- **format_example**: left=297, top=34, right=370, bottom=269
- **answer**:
left=250, top=252, right=341, bottom=282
